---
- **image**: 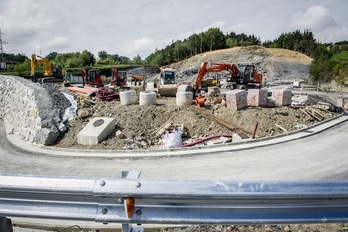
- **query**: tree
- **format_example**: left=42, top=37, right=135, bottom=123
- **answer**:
left=80, top=50, right=95, bottom=66
left=46, top=52, right=58, bottom=61
left=133, top=54, right=142, bottom=65
left=98, top=51, right=107, bottom=60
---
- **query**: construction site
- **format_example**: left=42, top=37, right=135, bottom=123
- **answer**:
left=18, top=46, right=344, bottom=151
left=1, top=45, right=348, bottom=232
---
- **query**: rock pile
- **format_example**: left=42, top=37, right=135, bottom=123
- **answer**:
left=0, top=76, right=71, bottom=145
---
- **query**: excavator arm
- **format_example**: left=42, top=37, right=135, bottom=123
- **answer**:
left=31, top=54, right=53, bottom=77
left=193, top=62, right=238, bottom=90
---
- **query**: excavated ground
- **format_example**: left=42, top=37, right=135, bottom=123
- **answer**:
left=54, top=91, right=338, bottom=150
left=50, top=46, right=334, bottom=150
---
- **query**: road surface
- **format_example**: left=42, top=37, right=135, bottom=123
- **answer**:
left=0, top=119, right=347, bottom=181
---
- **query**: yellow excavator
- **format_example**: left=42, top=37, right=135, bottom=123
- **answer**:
left=31, top=54, right=63, bottom=83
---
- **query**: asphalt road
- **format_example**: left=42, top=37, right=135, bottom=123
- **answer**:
left=0, top=119, right=347, bottom=181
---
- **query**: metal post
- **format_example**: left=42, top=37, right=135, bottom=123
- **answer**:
left=121, top=171, right=142, bottom=232
left=0, top=217, right=13, bottom=232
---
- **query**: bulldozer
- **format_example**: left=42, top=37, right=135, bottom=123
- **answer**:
left=156, top=68, right=177, bottom=97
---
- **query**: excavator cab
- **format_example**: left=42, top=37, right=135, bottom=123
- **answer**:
left=236, top=64, right=255, bottom=83
left=118, top=71, right=127, bottom=85
left=88, top=69, right=103, bottom=86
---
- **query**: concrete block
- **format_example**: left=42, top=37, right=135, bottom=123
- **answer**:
left=116, top=130, right=126, bottom=139
left=272, top=89, right=292, bottom=106
left=226, top=89, right=247, bottom=110
left=247, top=89, right=268, bottom=107
left=78, top=117, right=116, bottom=145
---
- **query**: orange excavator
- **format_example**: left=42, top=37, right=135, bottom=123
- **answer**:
left=193, top=61, right=263, bottom=91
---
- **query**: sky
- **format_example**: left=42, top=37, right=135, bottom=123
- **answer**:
left=0, top=0, right=347, bottom=60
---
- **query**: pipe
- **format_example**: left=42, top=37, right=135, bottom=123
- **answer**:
left=179, top=134, right=232, bottom=147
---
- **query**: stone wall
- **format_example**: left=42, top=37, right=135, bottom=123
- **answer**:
left=0, top=75, right=64, bottom=145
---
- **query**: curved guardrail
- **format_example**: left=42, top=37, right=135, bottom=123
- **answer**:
left=1, top=173, right=348, bottom=231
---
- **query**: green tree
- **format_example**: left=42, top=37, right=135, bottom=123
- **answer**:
left=133, top=54, right=142, bottom=65
left=46, top=52, right=58, bottom=61
left=80, top=50, right=95, bottom=66
left=98, top=51, right=107, bottom=60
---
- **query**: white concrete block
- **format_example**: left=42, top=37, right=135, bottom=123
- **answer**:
left=77, top=117, right=116, bottom=145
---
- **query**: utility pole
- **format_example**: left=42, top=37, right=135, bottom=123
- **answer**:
left=0, top=29, right=8, bottom=62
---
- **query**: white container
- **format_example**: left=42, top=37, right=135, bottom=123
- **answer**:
left=139, top=91, right=157, bottom=106
left=120, top=90, right=137, bottom=105
left=176, top=91, right=193, bottom=106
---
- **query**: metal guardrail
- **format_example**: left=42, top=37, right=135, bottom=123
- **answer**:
left=1, top=173, right=348, bottom=231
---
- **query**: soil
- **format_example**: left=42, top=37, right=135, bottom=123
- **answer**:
left=53, top=92, right=338, bottom=150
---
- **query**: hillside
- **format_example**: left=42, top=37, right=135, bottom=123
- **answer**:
left=162, top=46, right=313, bottom=84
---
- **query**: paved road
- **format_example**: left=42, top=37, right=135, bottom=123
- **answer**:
left=0, top=118, right=347, bottom=181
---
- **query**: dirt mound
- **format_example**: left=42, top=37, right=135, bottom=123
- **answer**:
left=163, top=46, right=313, bottom=84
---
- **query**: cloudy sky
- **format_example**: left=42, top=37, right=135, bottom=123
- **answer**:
left=0, top=0, right=347, bottom=59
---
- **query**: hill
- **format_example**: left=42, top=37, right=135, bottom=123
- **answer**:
left=162, top=46, right=313, bottom=84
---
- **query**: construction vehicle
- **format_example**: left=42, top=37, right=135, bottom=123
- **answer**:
left=30, top=54, right=63, bottom=83
left=230, top=63, right=263, bottom=90
left=81, top=68, right=103, bottom=86
left=111, top=67, right=127, bottom=86
left=193, top=61, right=262, bottom=91
left=156, top=68, right=177, bottom=97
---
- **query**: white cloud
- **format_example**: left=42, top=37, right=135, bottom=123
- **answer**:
left=124, top=37, right=156, bottom=58
left=290, top=4, right=348, bottom=43
left=291, top=5, right=336, bottom=31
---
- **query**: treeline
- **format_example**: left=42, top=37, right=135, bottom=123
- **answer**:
left=4, top=27, right=348, bottom=85
left=145, top=28, right=261, bottom=66
left=2, top=53, right=27, bottom=63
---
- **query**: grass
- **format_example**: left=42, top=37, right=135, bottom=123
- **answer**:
left=331, top=51, right=348, bottom=64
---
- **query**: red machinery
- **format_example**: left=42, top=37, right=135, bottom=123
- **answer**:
left=111, top=67, right=127, bottom=86
left=80, top=68, right=103, bottom=86
left=194, top=61, right=263, bottom=91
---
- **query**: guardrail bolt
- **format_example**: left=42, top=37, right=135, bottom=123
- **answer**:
left=135, top=182, right=141, bottom=188
left=102, top=208, right=108, bottom=214
left=135, top=209, right=142, bottom=215
left=100, top=180, right=106, bottom=186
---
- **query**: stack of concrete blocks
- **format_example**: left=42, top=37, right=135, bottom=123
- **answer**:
left=247, top=89, right=268, bottom=107
left=226, top=89, right=247, bottom=110
left=271, top=89, right=292, bottom=106
left=0, top=75, right=65, bottom=145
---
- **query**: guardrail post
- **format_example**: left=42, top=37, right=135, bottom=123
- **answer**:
left=0, top=217, right=13, bottom=232
left=121, top=171, right=143, bottom=232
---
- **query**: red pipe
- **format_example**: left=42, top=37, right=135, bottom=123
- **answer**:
left=179, top=134, right=232, bottom=147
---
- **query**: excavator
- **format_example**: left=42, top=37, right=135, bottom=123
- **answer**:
left=30, top=54, right=63, bottom=83
left=157, top=68, right=177, bottom=97
left=193, top=61, right=263, bottom=92
left=111, top=67, right=127, bottom=86
left=80, top=68, right=103, bottom=86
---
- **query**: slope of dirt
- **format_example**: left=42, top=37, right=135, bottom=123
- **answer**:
left=161, top=46, right=313, bottom=84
